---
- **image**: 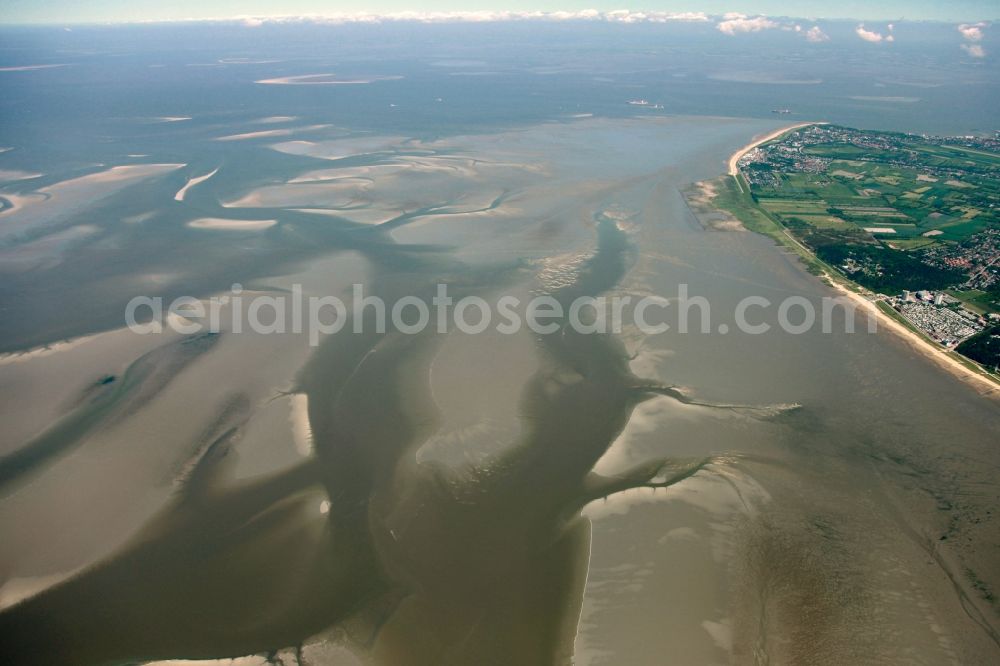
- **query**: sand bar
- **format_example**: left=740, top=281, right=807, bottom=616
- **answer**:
left=0, top=64, right=67, bottom=72
left=187, top=217, right=277, bottom=231
left=174, top=168, right=219, bottom=201
left=255, top=73, right=403, bottom=85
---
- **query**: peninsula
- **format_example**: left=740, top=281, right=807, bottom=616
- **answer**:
left=703, top=123, right=1000, bottom=393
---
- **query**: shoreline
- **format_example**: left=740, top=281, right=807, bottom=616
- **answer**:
left=826, top=277, right=1000, bottom=397
left=727, top=122, right=822, bottom=177
left=721, top=126, right=1000, bottom=398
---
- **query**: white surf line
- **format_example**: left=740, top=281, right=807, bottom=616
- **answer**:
left=174, top=167, right=219, bottom=202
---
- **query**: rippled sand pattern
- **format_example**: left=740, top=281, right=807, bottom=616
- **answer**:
left=0, top=117, right=998, bottom=666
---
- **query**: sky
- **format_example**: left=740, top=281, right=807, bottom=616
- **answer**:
left=0, top=1, right=997, bottom=25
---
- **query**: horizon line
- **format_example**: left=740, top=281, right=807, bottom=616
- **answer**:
left=0, top=11, right=996, bottom=28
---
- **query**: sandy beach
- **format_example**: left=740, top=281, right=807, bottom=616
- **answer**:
left=825, top=276, right=1000, bottom=397
left=723, top=125, right=999, bottom=397
left=727, top=122, right=822, bottom=176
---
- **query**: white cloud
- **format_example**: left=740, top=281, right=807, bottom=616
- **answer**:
left=261, top=11, right=796, bottom=43
left=804, top=26, right=829, bottom=43
left=603, top=10, right=709, bottom=23
left=962, top=43, right=986, bottom=58
left=958, top=22, right=986, bottom=41
left=207, top=11, right=713, bottom=26
left=856, top=24, right=887, bottom=43
left=958, top=22, right=988, bottom=57
left=717, top=15, right=779, bottom=36
left=647, top=12, right=710, bottom=23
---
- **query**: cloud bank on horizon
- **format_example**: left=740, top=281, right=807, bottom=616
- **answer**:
left=715, top=13, right=778, bottom=35
left=3, top=0, right=998, bottom=25
left=234, top=10, right=714, bottom=26
left=232, top=10, right=834, bottom=44
left=4, top=7, right=989, bottom=57
left=191, top=10, right=994, bottom=57
left=855, top=23, right=894, bottom=43
left=959, top=22, right=988, bottom=57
